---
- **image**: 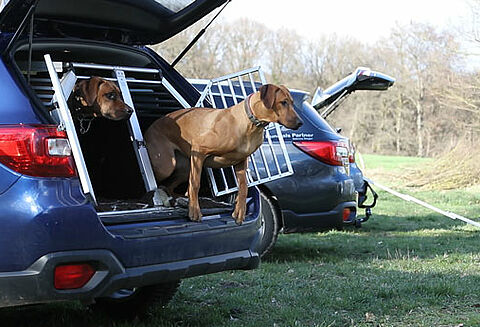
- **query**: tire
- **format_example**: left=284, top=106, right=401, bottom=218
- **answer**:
left=91, top=280, right=180, bottom=319
left=256, top=191, right=281, bottom=258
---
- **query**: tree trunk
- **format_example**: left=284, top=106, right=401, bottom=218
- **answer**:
left=416, top=101, right=424, bottom=157
left=396, top=94, right=403, bottom=154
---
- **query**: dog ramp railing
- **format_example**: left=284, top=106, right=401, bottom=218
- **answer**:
left=193, top=67, right=294, bottom=197
left=43, top=57, right=192, bottom=206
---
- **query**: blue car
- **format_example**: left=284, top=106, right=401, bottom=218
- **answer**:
left=310, top=67, right=394, bottom=222
left=0, top=0, right=261, bottom=316
left=191, top=67, right=394, bottom=257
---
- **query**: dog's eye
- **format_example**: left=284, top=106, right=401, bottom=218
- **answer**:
left=105, top=92, right=117, bottom=100
left=281, top=100, right=288, bottom=106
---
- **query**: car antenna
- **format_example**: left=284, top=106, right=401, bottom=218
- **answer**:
left=171, top=0, right=231, bottom=68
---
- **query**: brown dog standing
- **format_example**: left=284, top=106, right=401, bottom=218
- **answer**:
left=69, top=76, right=133, bottom=121
left=145, top=84, right=302, bottom=224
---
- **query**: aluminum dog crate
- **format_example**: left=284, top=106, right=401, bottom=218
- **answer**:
left=41, top=57, right=293, bottom=204
left=43, top=54, right=190, bottom=206
left=193, top=67, right=294, bottom=197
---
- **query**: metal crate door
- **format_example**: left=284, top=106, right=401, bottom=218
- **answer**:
left=43, top=58, right=193, bottom=206
left=44, top=54, right=97, bottom=204
left=196, top=67, right=294, bottom=197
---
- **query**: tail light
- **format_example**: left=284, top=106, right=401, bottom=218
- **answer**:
left=293, top=140, right=349, bottom=166
left=343, top=208, right=351, bottom=221
left=349, top=142, right=356, bottom=163
left=54, top=263, right=96, bottom=290
left=0, top=124, right=76, bottom=177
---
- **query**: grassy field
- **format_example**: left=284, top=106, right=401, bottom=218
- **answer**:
left=2, top=155, right=480, bottom=327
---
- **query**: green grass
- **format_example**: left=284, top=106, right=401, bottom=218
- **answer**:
left=360, top=153, right=433, bottom=171
left=2, top=155, right=480, bottom=327
left=359, top=153, right=434, bottom=188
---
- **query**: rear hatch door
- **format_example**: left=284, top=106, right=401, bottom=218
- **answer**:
left=0, top=0, right=227, bottom=45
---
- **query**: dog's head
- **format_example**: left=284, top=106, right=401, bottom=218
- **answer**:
left=259, top=84, right=303, bottom=130
left=73, top=76, right=133, bottom=121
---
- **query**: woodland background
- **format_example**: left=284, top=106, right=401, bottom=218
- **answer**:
left=152, top=1, right=480, bottom=187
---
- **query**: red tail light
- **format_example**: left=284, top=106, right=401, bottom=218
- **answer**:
left=349, top=142, right=356, bottom=163
left=0, top=125, right=76, bottom=177
left=343, top=208, right=351, bottom=221
left=54, top=263, right=96, bottom=290
left=293, top=141, right=349, bottom=166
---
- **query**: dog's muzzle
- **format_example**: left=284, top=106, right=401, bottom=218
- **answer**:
left=288, top=117, right=303, bottom=130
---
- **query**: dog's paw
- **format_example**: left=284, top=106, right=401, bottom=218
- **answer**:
left=188, top=204, right=202, bottom=222
left=152, top=188, right=172, bottom=207
left=232, top=205, right=246, bottom=225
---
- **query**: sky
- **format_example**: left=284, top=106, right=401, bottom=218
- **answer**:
left=221, top=0, right=474, bottom=44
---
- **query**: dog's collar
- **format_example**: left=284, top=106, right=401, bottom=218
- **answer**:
left=70, top=93, right=98, bottom=119
left=244, top=94, right=269, bottom=128
left=66, top=93, right=99, bottom=134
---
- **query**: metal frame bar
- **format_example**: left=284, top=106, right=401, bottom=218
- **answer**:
left=44, top=54, right=97, bottom=204
left=265, top=129, right=282, bottom=174
left=210, top=66, right=262, bottom=83
left=114, top=69, right=158, bottom=193
left=70, top=62, right=160, bottom=74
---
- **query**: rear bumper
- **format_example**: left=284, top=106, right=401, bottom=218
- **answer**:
left=282, top=201, right=357, bottom=233
left=0, top=176, right=262, bottom=308
left=0, top=248, right=259, bottom=308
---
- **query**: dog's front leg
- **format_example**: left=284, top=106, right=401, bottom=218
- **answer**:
left=188, top=150, right=205, bottom=222
left=232, top=158, right=248, bottom=225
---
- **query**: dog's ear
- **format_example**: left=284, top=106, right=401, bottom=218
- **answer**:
left=279, top=85, right=290, bottom=96
left=278, top=84, right=293, bottom=101
left=260, top=84, right=280, bottom=109
left=76, top=76, right=104, bottom=106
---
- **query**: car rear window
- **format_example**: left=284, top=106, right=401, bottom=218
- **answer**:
left=155, top=0, right=195, bottom=12
left=0, top=0, right=9, bottom=13
left=298, top=101, right=337, bottom=135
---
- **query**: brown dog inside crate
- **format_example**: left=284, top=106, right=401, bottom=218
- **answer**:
left=145, top=84, right=303, bottom=225
left=68, top=76, right=133, bottom=122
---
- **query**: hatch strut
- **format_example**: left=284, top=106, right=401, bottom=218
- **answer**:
left=171, top=0, right=231, bottom=68
left=3, top=0, right=38, bottom=57
left=27, top=10, right=34, bottom=84
left=320, top=89, right=350, bottom=119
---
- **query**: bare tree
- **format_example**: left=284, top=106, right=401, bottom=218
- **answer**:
left=152, top=16, right=477, bottom=157
left=153, top=15, right=230, bottom=78
left=265, top=28, right=305, bottom=88
left=222, top=18, right=269, bottom=73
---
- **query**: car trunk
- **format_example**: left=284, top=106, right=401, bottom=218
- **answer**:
left=10, top=39, right=240, bottom=224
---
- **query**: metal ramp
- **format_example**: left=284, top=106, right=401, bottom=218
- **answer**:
left=193, top=67, right=294, bottom=197
left=43, top=55, right=191, bottom=206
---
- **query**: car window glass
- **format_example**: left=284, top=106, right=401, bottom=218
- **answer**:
left=300, top=102, right=337, bottom=134
left=0, top=0, right=9, bottom=13
left=155, top=0, right=195, bottom=12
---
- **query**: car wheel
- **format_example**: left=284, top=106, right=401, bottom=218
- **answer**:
left=91, top=280, right=180, bottom=319
left=256, top=191, right=281, bottom=258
